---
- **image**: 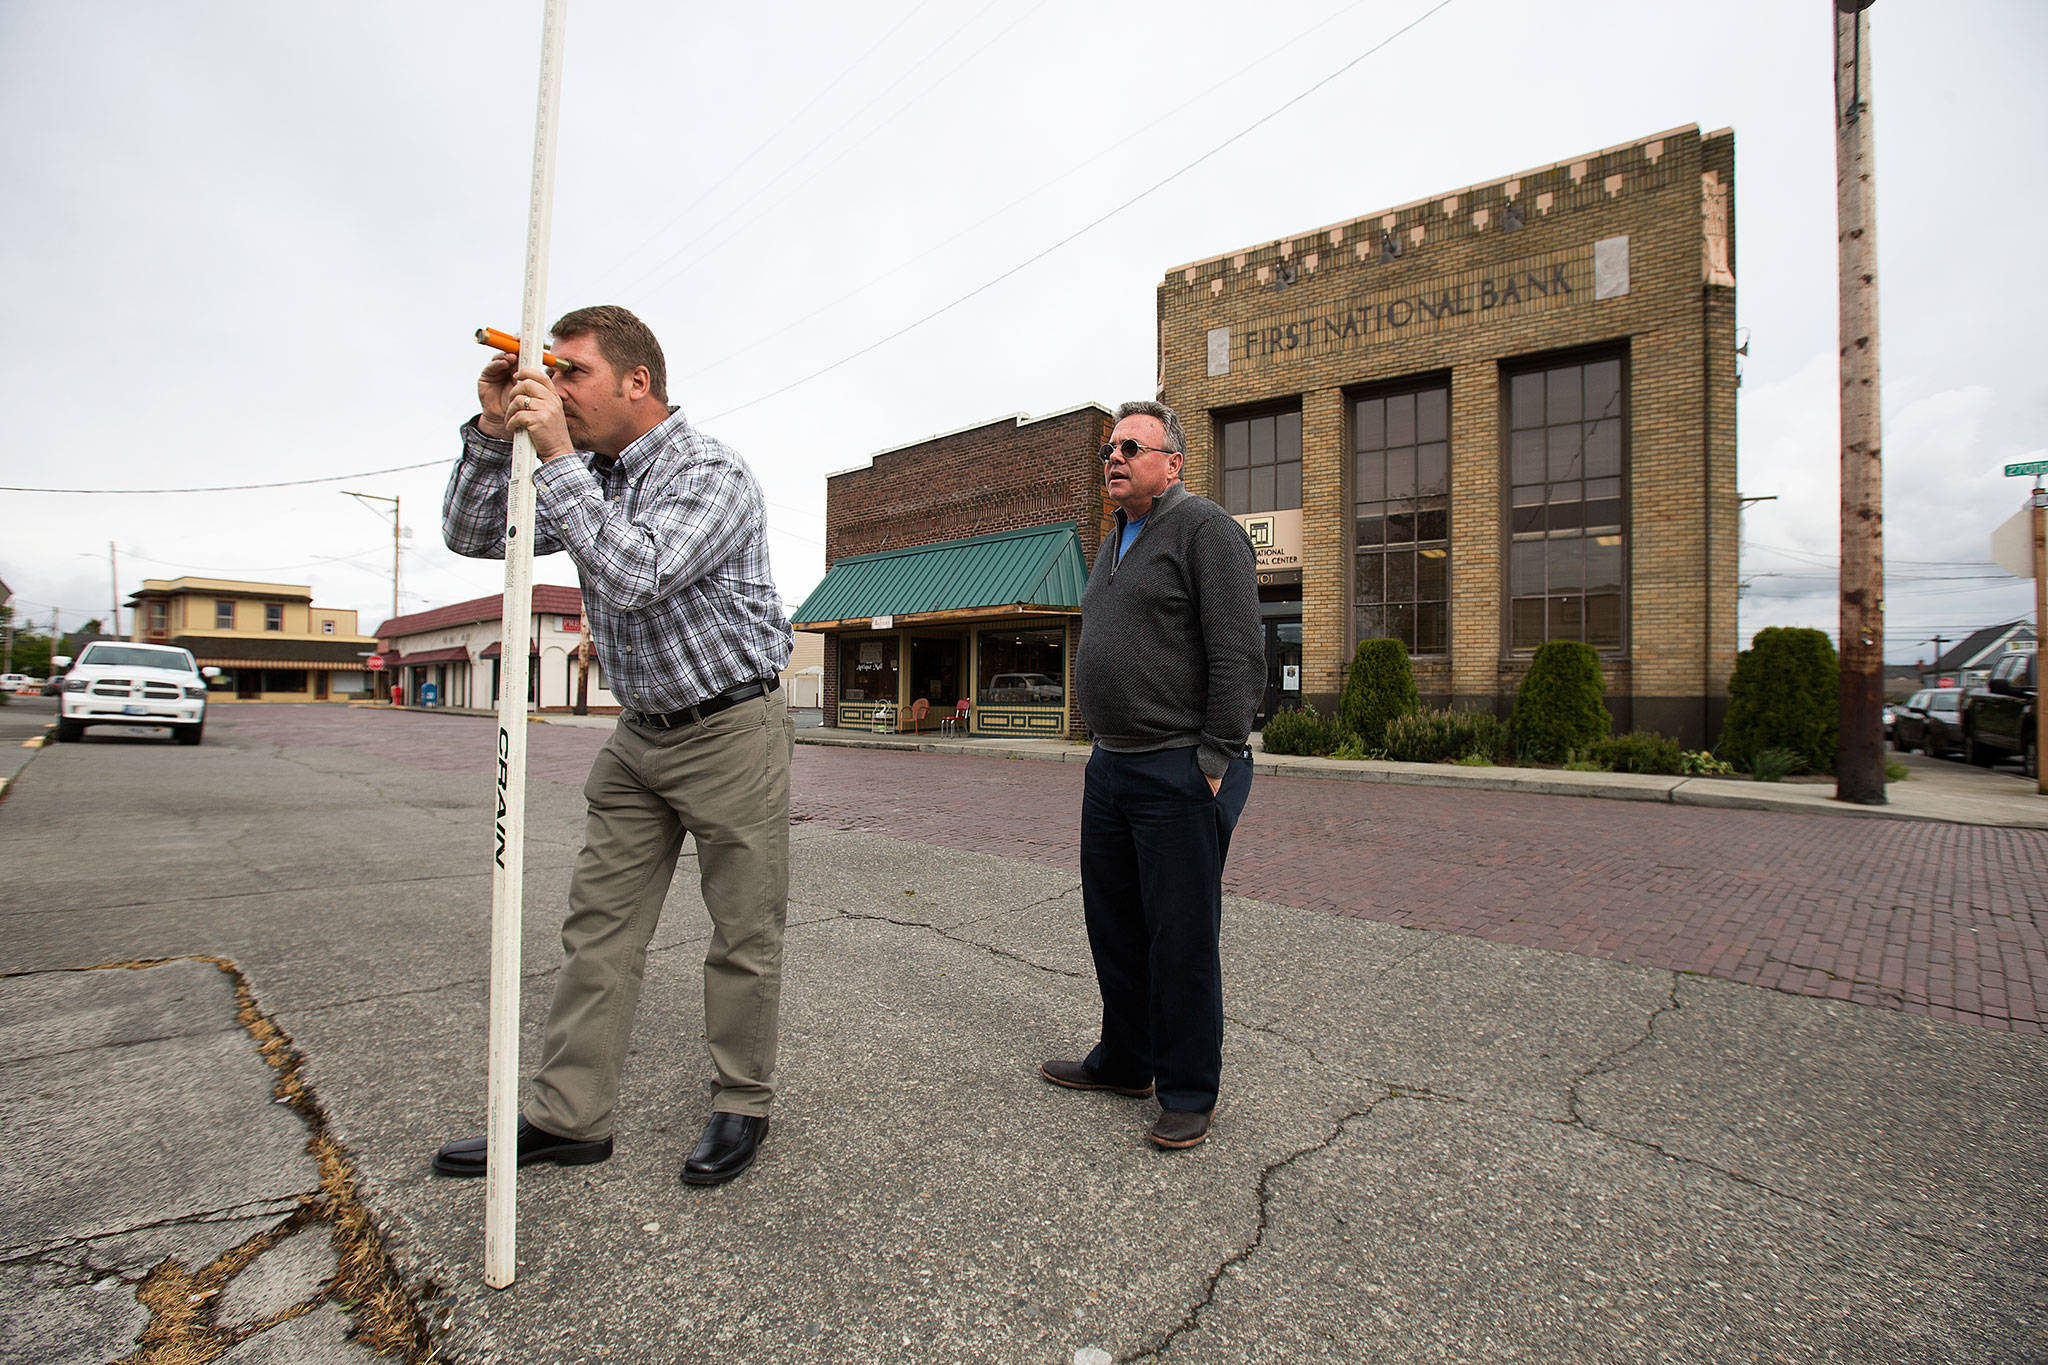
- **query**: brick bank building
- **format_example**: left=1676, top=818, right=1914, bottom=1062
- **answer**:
left=802, top=125, right=1738, bottom=746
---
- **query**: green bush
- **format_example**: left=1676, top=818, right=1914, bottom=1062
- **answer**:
left=1748, top=747, right=1805, bottom=782
left=1679, top=749, right=1735, bottom=776
left=1339, top=639, right=1418, bottom=749
left=1383, top=708, right=1507, bottom=764
left=1586, top=729, right=1684, bottom=775
left=1260, top=702, right=1346, bottom=757
left=1328, top=734, right=1371, bottom=761
left=1508, top=642, right=1611, bottom=762
left=1715, top=627, right=1839, bottom=773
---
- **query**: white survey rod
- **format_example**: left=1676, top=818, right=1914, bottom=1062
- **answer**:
left=486, top=0, right=569, bottom=1291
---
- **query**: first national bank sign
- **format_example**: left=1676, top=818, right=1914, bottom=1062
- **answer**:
left=1205, top=236, right=1630, bottom=377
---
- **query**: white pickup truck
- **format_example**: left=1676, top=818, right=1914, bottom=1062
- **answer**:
left=53, top=642, right=220, bottom=745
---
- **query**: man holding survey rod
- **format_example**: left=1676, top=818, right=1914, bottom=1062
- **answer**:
left=433, top=305, right=795, bottom=1186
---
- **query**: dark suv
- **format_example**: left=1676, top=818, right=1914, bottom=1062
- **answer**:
left=1962, top=650, right=2037, bottom=777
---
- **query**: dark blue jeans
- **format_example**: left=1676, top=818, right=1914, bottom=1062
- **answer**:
left=1079, top=744, right=1253, bottom=1114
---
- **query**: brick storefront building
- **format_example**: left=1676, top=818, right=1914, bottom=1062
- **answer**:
left=795, top=406, right=1113, bottom=737
left=1162, top=124, right=1738, bottom=744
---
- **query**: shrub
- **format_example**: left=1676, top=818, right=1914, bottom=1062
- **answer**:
left=1748, top=747, right=1805, bottom=782
left=1328, top=734, right=1371, bottom=760
left=1260, top=702, right=1346, bottom=757
left=1508, top=642, right=1611, bottom=763
left=1716, top=626, right=1839, bottom=773
left=1586, top=729, right=1684, bottom=776
left=1339, top=639, right=1418, bottom=749
left=1679, top=749, right=1735, bottom=776
left=1383, top=708, right=1508, bottom=764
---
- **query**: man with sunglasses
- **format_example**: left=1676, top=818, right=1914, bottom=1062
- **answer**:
left=1041, top=400, right=1263, bottom=1149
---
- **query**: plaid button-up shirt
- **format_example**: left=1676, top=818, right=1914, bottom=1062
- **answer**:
left=443, top=407, right=791, bottom=713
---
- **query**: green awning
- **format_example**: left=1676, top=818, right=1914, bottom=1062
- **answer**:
left=792, top=522, right=1088, bottom=629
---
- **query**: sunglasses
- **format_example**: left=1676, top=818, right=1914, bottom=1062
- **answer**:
left=1100, top=439, right=1178, bottom=463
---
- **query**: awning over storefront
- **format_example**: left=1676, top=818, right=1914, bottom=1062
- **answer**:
left=388, top=647, right=470, bottom=666
left=478, top=642, right=540, bottom=658
left=171, top=636, right=373, bottom=670
left=792, top=522, right=1088, bottom=631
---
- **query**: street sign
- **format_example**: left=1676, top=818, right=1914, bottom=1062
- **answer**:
left=2005, top=460, right=2048, bottom=478
left=365, top=654, right=384, bottom=670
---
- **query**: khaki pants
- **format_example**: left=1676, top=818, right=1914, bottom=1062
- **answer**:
left=526, top=688, right=793, bottom=1138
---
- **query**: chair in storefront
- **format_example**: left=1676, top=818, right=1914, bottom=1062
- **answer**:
left=899, top=697, right=931, bottom=734
left=939, top=699, right=971, bottom=738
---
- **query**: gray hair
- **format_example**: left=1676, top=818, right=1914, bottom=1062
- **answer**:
left=1113, top=400, right=1185, bottom=455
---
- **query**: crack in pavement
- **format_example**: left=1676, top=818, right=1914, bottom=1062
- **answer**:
left=1754, top=952, right=2021, bottom=1025
left=0, top=1197, right=301, bottom=1265
left=823, top=901, right=1092, bottom=979
left=1554, top=976, right=2045, bottom=1277
left=1123, top=1098, right=1390, bottom=1364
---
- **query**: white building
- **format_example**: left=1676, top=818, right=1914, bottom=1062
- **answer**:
left=376, top=585, right=616, bottom=710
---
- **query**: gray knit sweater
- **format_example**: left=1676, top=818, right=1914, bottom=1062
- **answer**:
left=1076, top=482, right=1265, bottom=779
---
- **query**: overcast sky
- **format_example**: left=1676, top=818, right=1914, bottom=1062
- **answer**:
left=2, top=0, right=2041, bottom=667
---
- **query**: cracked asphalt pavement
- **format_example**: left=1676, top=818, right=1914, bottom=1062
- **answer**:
left=1, top=702, right=2044, bottom=1363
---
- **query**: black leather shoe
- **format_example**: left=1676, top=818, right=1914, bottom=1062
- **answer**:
left=1040, top=1058, right=1153, bottom=1097
left=431, top=1117, right=613, bottom=1177
left=680, top=1111, right=768, bottom=1186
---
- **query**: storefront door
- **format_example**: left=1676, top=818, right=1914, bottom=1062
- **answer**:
left=1257, top=618, right=1303, bottom=726
left=909, top=637, right=962, bottom=711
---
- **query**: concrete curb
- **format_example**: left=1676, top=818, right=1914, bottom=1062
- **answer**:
left=795, top=728, right=2048, bottom=828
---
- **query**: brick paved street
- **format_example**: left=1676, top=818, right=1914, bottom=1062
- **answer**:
left=213, top=707, right=2048, bottom=1033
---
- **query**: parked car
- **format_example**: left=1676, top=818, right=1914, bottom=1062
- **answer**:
left=1962, top=650, right=2038, bottom=777
left=12, top=676, right=43, bottom=694
left=0, top=673, right=29, bottom=692
left=986, top=672, right=1063, bottom=704
left=52, top=643, right=220, bottom=745
left=1891, top=688, right=1965, bottom=758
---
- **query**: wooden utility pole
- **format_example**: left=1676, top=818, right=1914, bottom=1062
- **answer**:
left=1834, top=0, right=1885, bottom=805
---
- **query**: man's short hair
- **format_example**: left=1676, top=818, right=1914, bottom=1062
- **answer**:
left=550, top=305, right=668, bottom=403
left=1113, top=400, right=1185, bottom=455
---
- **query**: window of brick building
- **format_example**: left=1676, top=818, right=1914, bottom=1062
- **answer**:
left=1354, top=382, right=1450, bottom=656
left=839, top=637, right=897, bottom=704
left=976, top=628, right=1065, bottom=706
left=1218, top=408, right=1302, bottom=514
left=1505, top=354, right=1626, bottom=651
left=265, top=603, right=284, bottom=632
left=215, top=600, right=235, bottom=630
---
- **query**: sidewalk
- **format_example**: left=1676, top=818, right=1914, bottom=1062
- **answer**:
left=791, top=725, right=2048, bottom=829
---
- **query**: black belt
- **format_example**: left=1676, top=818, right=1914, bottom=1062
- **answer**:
left=632, top=678, right=777, bottom=730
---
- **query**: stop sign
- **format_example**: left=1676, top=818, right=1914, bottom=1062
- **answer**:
left=366, top=655, right=385, bottom=671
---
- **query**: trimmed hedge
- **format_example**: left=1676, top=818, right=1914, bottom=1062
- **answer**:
left=1340, top=638, right=1418, bottom=749
left=1383, top=708, right=1507, bottom=764
left=1260, top=702, right=1346, bottom=757
left=1716, top=626, right=1839, bottom=772
left=1509, top=641, right=1611, bottom=762
left=1586, top=729, right=1684, bottom=775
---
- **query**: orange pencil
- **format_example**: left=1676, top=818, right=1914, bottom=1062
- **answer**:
left=475, top=327, right=569, bottom=373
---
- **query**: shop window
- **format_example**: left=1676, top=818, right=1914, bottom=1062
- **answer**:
left=839, top=636, right=898, bottom=705
left=216, top=600, right=235, bottom=630
left=1218, top=408, right=1302, bottom=514
left=260, top=669, right=308, bottom=693
left=1354, top=381, right=1450, bottom=656
left=1505, top=354, right=1626, bottom=651
left=977, top=628, right=1065, bottom=705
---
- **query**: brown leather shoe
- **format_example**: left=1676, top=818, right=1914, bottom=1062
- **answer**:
left=1148, top=1108, right=1211, bottom=1149
left=1039, top=1058, right=1153, bottom=1097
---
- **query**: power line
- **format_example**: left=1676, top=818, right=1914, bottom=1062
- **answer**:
left=704, top=0, right=1460, bottom=422
left=0, top=460, right=444, bottom=495
left=612, top=0, right=1013, bottom=302
left=673, top=0, right=1384, bottom=387
left=587, top=0, right=939, bottom=296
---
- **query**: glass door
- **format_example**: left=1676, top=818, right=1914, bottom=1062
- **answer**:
left=1256, top=618, right=1303, bottom=727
